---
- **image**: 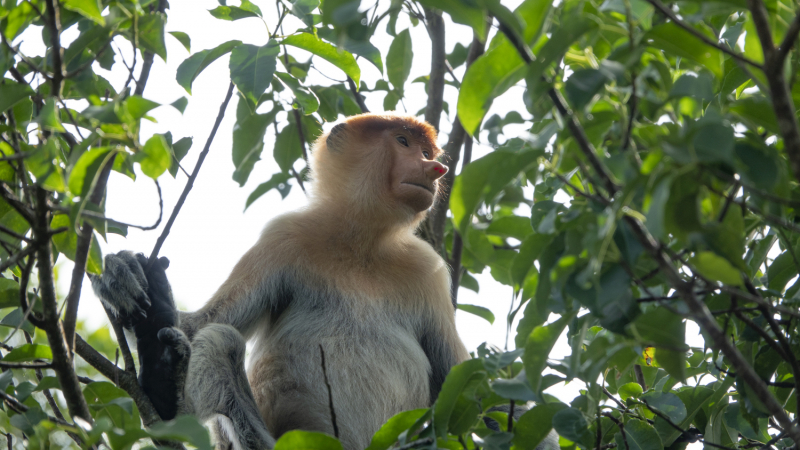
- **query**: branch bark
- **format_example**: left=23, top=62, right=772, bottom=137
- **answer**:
left=74, top=334, right=180, bottom=435
left=423, top=7, right=446, bottom=132
left=424, top=33, right=486, bottom=261
left=32, top=187, right=92, bottom=423
left=747, top=0, right=800, bottom=185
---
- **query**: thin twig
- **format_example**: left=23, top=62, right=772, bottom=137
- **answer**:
left=776, top=11, right=800, bottom=67
left=347, top=77, right=369, bottom=113
left=0, top=245, right=35, bottom=274
left=603, top=412, right=629, bottom=450
left=319, top=345, right=339, bottom=438
left=0, top=390, right=74, bottom=427
left=148, top=82, right=235, bottom=266
left=0, top=360, right=51, bottom=369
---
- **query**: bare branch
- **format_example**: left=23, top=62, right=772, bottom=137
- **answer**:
left=149, top=82, right=235, bottom=266
left=0, top=360, right=51, bottom=369
left=747, top=0, right=800, bottom=185
left=776, top=11, right=800, bottom=67
left=422, top=7, right=446, bottom=132
left=347, top=77, right=369, bottom=113
left=32, top=187, right=93, bottom=423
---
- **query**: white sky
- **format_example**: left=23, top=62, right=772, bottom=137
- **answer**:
left=15, top=0, right=705, bottom=404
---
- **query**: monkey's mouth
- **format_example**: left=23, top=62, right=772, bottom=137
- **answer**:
left=403, top=182, right=434, bottom=194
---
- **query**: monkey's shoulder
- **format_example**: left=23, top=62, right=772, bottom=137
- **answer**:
left=244, top=212, right=452, bottom=310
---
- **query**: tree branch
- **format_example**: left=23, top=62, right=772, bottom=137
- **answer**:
left=747, top=0, right=800, bottom=184
left=63, top=160, right=114, bottom=355
left=348, top=77, right=369, bottom=113
left=74, top=334, right=172, bottom=429
left=426, top=32, right=486, bottom=255
left=645, top=0, right=764, bottom=69
left=776, top=10, right=800, bottom=67
left=423, top=7, right=446, bottom=132
left=149, top=82, right=235, bottom=266
left=32, top=187, right=92, bottom=423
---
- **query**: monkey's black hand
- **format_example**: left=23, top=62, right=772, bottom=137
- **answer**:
left=89, top=251, right=176, bottom=332
left=139, top=327, right=191, bottom=420
left=89, top=251, right=152, bottom=327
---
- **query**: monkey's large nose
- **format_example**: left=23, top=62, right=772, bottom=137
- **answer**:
left=426, top=161, right=448, bottom=180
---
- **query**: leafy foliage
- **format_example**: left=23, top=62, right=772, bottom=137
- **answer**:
left=1, top=0, right=800, bottom=449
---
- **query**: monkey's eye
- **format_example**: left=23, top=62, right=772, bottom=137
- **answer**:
left=422, top=150, right=430, bottom=159
left=396, top=136, right=409, bottom=147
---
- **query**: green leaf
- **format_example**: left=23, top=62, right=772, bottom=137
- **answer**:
left=690, top=251, right=743, bottom=286
left=169, top=137, right=193, bottom=177
left=615, top=419, right=664, bottom=450
left=245, top=172, right=293, bottom=209
left=0, top=81, right=34, bottom=113
left=138, top=13, right=167, bottom=62
left=643, top=392, right=687, bottom=425
left=147, top=415, right=212, bottom=450
left=4, top=1, right=37, bottom=41
left=2, top=344, right=52, bottom=362
left=451, top=148, right=542, bottom=234
left=126, top=96, right=160, bottom=121
left=282, top=33, right=360, bottom=86
left=669, top=73, right=714, bottom=100
left=433, top=359, right=485, bottom=438
left=456, top=304, right=495, bottom=324
left=229, top=41, right=280, bottom=106
left=232, top=100, right=278, bottom=186
left=458, top=37, right=524, bottom=135
left=513, top=403, right=567, bottom=450
left=646, top=22, right=723, bottom=79
left=170, top=97, right=189, bottom=114
left=176, top=40, right=242, bottom=94
left=767, top=248, right=800, bottom=292
left=275, top=72, right=320, bottom=114
left=169, top=31, right=191, bottom=52
left=516, top=0, right=552, bottom=43
left=525, top=313, right=574, bottom=393
left=36, top=98, right=66, bottom=132
left=62, top=0, right=105, bottom=25
left=208, top=5, right=260, bottom=20
left=0, top=308, right=34, bottom=335
left=138, top=135, right=171, bottom=179
left=69, top=147, right=113, bottom=197
left=552, top=408, right=594, bottom=448
left=415, top=0, right=487, bottom=38
left=274, top=430, right=343, bottom=450
left=0, top=278, right=20, bottom=309
left=618, top=382, right=644, bottom=400
left=273, top=113, right=320, bottom=175
left=365, top=409, right=427, bottom=450
left=386, top=29, right=413, bottom=93
left=34, top=376, right=60, bottom=392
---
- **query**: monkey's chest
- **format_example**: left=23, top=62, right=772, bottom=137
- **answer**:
left=248, top=294, right=431, bottom=441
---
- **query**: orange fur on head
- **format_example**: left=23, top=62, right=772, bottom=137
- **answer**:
left=308, top=112, right=443, bottom=225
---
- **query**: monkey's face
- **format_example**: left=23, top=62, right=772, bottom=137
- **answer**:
left=388, top=131, right=448, bottom=212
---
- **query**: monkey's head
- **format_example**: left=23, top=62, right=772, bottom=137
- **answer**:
left=310, top=113, right=448, bottom=224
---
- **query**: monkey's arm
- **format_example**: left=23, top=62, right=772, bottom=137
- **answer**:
left=419, top=314, right=471, bottom=403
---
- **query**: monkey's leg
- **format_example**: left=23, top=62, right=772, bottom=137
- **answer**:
left=184, top=324, right=275, bottom=450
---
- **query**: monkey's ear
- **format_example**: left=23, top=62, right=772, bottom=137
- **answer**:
left=326, top=123, right=347, bottom=152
